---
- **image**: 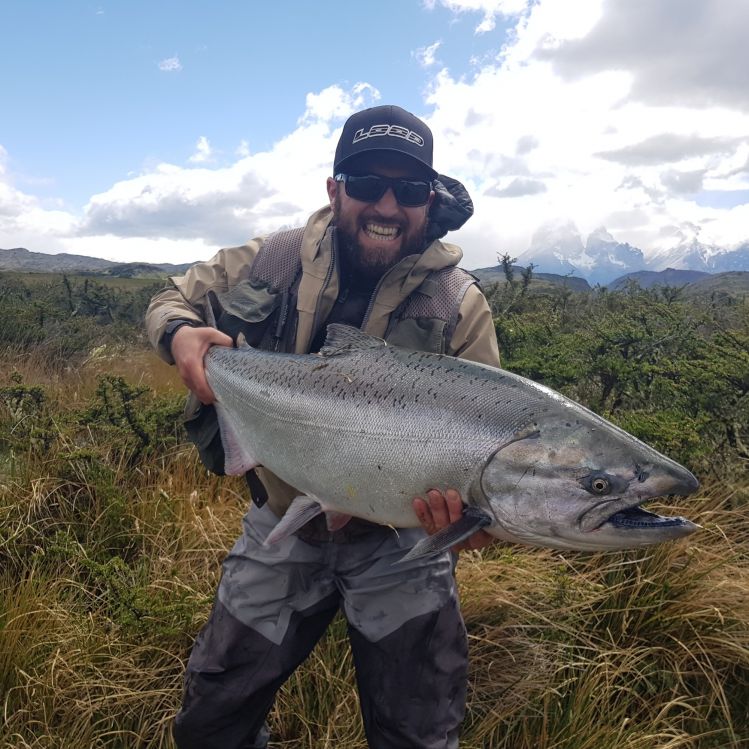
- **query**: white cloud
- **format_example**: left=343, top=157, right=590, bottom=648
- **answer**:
left=300, top=82, right=379, bottom=124
left=414, top=41, right=442, bottom=68
left=539, top=0, right=749, bottom=110
left=420, top=0, right=749, bottom=266
left=188, top=136, right=213, bottom=164
left=485, top=177, right=547, bottom=198
left=158, top=56, right=182, bottom=72
left=425, top=0, right=530, bottom=34
left=4, top=1, right=749, bottom=270
left=0, top=146, right=78, bottom=252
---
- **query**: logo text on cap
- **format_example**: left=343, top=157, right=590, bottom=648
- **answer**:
left=352, top=124, right=425, bottom=147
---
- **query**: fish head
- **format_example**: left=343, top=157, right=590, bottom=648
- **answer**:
left=479, top=406, right=700, bottom=552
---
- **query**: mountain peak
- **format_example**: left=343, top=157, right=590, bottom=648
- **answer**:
left=587, top=226, right=615, bottom=244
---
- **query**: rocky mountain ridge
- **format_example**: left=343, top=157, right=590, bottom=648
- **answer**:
left=516, top=222, right=749, bottom=284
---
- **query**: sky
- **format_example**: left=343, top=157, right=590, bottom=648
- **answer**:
left=1, top=0, right=749, bottom=269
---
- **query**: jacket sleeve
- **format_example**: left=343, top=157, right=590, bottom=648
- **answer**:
left=145, top=239, right=263, bottom=364
left=448, top=283, right=500, bottom=367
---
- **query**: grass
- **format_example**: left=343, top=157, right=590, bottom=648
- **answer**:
left=1, top=350, right=748, bottom=748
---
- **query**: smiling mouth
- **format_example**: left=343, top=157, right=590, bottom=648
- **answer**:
left=363, top=223, right=401, bottom=241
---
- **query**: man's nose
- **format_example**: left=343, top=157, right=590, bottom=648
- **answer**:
left=373, top=186, right=400, bottom=214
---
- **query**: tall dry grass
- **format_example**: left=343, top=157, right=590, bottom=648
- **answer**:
left=1, top=351, right=747, bottom=748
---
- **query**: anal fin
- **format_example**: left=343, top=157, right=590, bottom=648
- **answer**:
left=214, top=401, right=259, bottom=475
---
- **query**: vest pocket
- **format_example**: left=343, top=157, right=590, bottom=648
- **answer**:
left=386, top=317, right=447, bottom=354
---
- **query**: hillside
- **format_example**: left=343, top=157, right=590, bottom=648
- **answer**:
left=683, top=270, right=749, bottom=298
left=608, top=268, right=749, bottom=299
left=0, top=247, right=192, bottom=277
left=608, top=268, right=710, bottom=290
left=471, top=264, right=592, bottom=293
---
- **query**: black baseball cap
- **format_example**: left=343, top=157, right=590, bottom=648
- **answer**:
left=334, top=105, right=437, bottom=179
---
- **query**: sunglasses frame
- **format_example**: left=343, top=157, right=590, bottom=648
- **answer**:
left=334, top=173, right=433, bottom=208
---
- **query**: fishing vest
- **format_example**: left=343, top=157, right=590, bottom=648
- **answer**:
left=209, top=226, right=478, bottom=355
left=186, top=226, right=479, bottom=491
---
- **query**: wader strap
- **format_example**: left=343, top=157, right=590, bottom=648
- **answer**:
left=245, top=469, right=269, bottom=508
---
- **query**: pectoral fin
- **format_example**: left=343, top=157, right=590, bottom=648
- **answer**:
left=398, top=506, right=493, bottom=563
left=263, top=497, right=324, bottom=546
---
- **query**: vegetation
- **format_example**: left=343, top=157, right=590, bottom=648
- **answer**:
left=0, top=272, right=747, bottom=748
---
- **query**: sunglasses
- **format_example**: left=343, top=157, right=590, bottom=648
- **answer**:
left=334, top=173, right=433, bottom=207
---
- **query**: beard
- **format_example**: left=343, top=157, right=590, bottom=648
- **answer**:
left=334, top=194, right=429, bottom=284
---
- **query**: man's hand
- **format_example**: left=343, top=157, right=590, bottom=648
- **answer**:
left=413, top=488, right=496, bottom=553
left=171, top=325, right=234, bottom=404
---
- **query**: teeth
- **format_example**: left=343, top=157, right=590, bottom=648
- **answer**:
left=364, top=223, right=400, bottom=240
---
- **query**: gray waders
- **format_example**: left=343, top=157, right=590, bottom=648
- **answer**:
left=173, top=505, right=468, bottom=749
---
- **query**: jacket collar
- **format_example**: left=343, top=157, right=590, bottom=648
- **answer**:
left=294, top=206, right=464, bottom=349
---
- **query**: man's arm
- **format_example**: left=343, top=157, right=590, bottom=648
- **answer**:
left=145, top=241, right=262, bottom=398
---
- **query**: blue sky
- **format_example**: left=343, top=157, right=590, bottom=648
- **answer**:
left=1, top=0, right=748, bottom=267
left=1, top=1, right=505, bottom=206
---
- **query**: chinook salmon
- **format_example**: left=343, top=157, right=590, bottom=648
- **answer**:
left=205, top=324, right=699, bottom=559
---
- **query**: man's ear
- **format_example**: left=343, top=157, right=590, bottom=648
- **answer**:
left=326, top=177, right=338, bottom=210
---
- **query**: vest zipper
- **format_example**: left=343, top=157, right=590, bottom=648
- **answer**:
left=310, top=228, right=338, bottom=343
left=272, top=290, right=290, bottom=351
left=360, top=273, right=387, bottom=332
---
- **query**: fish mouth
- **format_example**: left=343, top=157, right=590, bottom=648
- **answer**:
left=584, top=497, right=699, bottom=535
left=606, top=503, right=694, bottom=529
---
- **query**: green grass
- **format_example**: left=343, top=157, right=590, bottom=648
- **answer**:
left=1, top=350, right=747, bottom=748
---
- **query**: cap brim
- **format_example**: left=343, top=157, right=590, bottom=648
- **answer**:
left=335, top=148, right=438, bottom=180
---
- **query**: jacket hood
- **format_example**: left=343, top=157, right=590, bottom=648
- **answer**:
left=425, top=175, right=474, bottom=245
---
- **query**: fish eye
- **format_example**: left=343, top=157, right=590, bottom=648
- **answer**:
left=581, top=473, right=613, bottom=495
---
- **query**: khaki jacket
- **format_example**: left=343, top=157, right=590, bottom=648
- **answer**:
left=145, top=206, right=500, bottom=515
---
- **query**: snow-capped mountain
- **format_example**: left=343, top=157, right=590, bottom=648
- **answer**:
left=517, top=222, right=749, bottom=284
left=518, top=222, right=646, bottom=284
left=583, top=227, right=647, bottom=285
left=714, top=242, right=749, bottom=272
left=649, top=237, right=721, bottom=272
left=517, top=220, right=585, bottom=277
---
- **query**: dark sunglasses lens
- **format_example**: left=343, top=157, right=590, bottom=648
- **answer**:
left=345, top=175, right=387, bottom=203
left=393, top=180, right=431, bottom=207
left=343, top=175, right=431, bottom=206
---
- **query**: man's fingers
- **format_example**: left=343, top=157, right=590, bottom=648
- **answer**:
left=204, top=329, right=234, bottom=348
left=427, top=489, right=452, bottom=530
left=443, top=489, right=463, bottom=523
left=190, top=370, right=217, bottom=405
left=413, top=497, right=436, bottom=534
left=413, top=488, right=498, bottom=554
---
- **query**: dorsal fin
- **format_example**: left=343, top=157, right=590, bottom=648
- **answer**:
left=319, top=324, right=387, bottom=357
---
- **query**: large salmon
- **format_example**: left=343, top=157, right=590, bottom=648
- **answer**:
left=205, top=324, right=699, bottom=559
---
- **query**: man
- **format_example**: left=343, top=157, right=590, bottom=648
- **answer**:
left=146, top=105, right=500, bottom=749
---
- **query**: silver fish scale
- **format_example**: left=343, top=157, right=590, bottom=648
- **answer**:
left=205, top=341, right=560, bottom=526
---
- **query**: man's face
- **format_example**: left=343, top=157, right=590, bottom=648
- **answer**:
left=327, top=155, right=434, bottom=281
